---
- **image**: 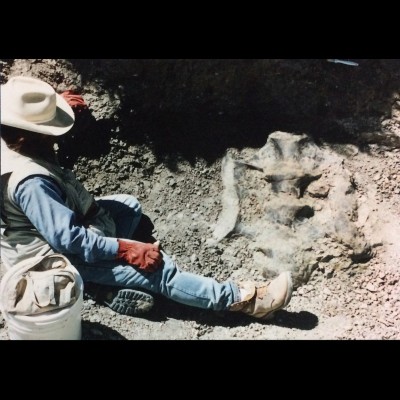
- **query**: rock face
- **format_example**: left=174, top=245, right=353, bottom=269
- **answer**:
left=213, top=131, right=372, bottom=287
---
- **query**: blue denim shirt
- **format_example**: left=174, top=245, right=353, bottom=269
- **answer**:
left=14, top=176, right=119, bottom=263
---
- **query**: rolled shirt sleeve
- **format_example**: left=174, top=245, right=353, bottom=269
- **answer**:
left=14, top=176, right=119, bottom=263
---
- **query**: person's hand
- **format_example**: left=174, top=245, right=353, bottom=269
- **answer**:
left=116, top=239, right=163, bottom=272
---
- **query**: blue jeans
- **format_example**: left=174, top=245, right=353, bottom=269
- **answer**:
left=70, top=194, right=240, bottom=311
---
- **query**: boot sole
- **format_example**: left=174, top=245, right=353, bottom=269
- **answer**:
left=282, top=271, right=293, bottom=308
left=104, top=289, right=154, bottom=316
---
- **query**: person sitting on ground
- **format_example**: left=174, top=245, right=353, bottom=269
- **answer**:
left=0, top=76, right=293, bottom=320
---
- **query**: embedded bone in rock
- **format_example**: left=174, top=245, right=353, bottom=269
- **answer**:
left=213, top=131, right=372, bottom=286
left=212, top=155, right=241, bottom=242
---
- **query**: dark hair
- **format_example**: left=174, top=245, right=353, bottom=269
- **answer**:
left=1, top=124, right=57, bottom=160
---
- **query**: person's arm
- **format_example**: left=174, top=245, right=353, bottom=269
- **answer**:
left=14, top=176, right=119, bottom=263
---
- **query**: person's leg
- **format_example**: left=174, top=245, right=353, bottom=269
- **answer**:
left=96, top=194, right=142, bottom=239
left=80, top=195, right=293, bottom=317
left=85, top=194, right=155, bottom=315
left=70, top=250, right=240, bottom=311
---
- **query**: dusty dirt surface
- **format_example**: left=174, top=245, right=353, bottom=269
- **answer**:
left=1, top=59, right=399, bottom=340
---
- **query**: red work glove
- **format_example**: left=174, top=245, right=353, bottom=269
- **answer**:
left=60, top=90, right=88, bottom=113
left=116, top=239, right=163, bottom=272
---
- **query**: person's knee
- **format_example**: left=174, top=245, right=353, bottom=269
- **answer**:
left=126, top=195, right=142, bottom=215
left=113, top=194, right=142, bottom=216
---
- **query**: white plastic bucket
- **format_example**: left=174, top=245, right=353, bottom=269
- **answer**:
left=0, top=256, right=83, bottom=340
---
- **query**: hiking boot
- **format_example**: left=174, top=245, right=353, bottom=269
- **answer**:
left=230, top=271, right=293, bottom=319
left=84, top=283, right=154, bottom=316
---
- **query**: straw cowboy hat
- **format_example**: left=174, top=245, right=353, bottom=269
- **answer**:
left=1, top=76, right=75, bottom=136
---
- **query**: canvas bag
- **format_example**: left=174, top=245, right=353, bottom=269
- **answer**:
left=2, top=254, right=78, bottom=316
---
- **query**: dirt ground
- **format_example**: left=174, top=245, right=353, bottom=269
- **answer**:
left=0, top=59, right=399, bottom=340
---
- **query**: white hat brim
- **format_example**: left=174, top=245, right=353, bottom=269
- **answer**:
left=1, top=88, right=75, bottom=136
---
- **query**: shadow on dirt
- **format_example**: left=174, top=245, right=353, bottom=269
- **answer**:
left=81, top=320, right=127, bottom=340
left=57, top=107, right=112, bottom=169
left=65, top=59, right=400, bottom=169
left=144, top=296, right=319, bottom=331
left=121, top=114, right=376, bottom=171
left=271, top=310, right=319, bottom=330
